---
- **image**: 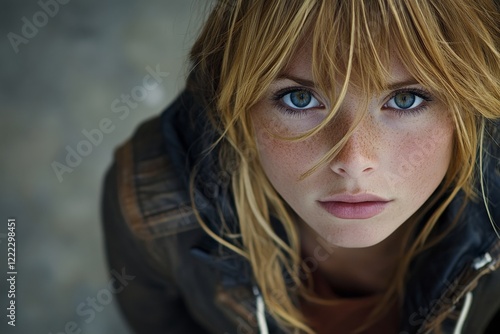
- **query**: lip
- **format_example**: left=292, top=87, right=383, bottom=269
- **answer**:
left=318, top=193, right=392, bottom=219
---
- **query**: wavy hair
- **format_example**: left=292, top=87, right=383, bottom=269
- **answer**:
left=187, top=0, right=500, bottom=332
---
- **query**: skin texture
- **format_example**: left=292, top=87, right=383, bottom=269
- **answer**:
left=250, top=43, right=455, bottom=294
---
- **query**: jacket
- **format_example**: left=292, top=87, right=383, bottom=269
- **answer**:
left=101, top=90, right=500, bottom=334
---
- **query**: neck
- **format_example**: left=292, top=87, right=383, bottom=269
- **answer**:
left=298, top=219, right=412, bottom=297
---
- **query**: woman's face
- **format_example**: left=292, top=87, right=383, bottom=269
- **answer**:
left=251, top=44, right=454, bottom=248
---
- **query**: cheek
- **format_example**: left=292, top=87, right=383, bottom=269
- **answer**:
left=252, top=112, right=325, bottom=188
left=389, top=120, right=454, bottom=200
left=254, top=127, right=313, bottom=183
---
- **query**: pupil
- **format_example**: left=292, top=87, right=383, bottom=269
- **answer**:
left=290, top=90, right=311, bottom=108
left=395, top=93, right=415, bottom=109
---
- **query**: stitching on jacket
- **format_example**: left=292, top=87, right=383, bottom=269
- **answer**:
left=116, top=117, right=200, bottom=241
left=137, top=118, right=200, bottom=233
left=115, top=140, right=151, bottom=240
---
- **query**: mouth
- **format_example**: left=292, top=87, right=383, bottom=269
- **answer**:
left=319, top=201, right=390, bottom=219
left=318, top=193, right=392, bottom=220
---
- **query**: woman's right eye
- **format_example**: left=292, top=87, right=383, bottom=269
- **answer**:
left=281, top=89, right=322, bottom=110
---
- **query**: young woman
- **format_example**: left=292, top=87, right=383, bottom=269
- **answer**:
left=102, top=0, right=500, bottom=333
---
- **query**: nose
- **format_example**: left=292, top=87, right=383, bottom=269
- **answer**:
left=329, top=117, right=379, bottom=179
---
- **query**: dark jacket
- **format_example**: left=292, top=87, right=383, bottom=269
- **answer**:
left=101, top=91, right=500, bottom=334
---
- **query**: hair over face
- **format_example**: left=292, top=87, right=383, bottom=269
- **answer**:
left=187, top=1, right=500, bottom=332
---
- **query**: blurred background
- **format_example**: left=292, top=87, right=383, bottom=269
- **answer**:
left=0, top=0, right=210, bottom=333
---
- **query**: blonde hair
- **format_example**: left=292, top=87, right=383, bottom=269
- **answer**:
left=187, top=0, right=500, bottom=332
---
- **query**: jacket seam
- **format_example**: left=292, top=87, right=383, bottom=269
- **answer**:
left=115, top=140, right=152, bottom=240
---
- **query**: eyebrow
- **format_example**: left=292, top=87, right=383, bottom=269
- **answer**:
left=275, top=73, right=421, bottom=90
left=275, top=73, right=316, bottom=88
left=386, top=79, right=420, bottom=90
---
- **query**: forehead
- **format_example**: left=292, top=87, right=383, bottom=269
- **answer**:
left=281, top=37, right=415, bottom=89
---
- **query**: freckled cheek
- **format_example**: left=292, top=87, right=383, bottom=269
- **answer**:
left=254, top=128, right=321, bottom=183
left=391, top=126, right=453, bottom=199
left=252, top=111, right=314, bottom=166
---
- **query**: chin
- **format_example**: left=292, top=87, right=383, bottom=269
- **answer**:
left=329, top=237, right=387, bottom=249
left=318, top=222, right=397, bottom=249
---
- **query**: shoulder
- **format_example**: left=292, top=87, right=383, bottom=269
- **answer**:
left=102, top=90, right=226, bottom=278
left=102, top=90, right=222, bottom=286
left=102, top=105, right=207, bottom=278
left=112, top=114, right=201, bottom=243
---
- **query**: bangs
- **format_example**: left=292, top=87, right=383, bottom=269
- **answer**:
left=308, top=0, right=499, bottom=120
left=194, top=0, right=499, bottom=175
left=311, top=0, right=392, bottom=100
left=202, top=0, right=498, bottom=121
left=280, top=0, right=499, bottom=178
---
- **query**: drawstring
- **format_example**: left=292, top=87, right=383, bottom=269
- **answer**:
left=253, top=285, right=269, bottom=334
left=453, top=252, right=493, bottom=334
left=453, top=292, right=473, bottom=334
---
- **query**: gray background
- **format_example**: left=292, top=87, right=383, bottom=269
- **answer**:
left=0, top=0, right=210, bottom=333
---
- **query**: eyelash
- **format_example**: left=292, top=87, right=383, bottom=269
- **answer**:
left=272, top=87, right=433, bottom=118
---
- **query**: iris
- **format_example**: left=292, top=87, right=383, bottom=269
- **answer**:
left=290, top=90, right=312, bottom=108
left=393, top=93, right=416, bottom=109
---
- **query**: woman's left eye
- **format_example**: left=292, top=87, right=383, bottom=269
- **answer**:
left=281, top=90, right=322, bottom=110
left=384, top=92, right=426, bottom=110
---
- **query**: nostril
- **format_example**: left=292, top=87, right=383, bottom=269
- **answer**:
left=332, top=164, right=376, bottom=178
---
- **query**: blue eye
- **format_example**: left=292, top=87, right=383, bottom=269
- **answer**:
left=282, top=90, right=321, bottom=110
left=385, top=92, right=425, bottom=110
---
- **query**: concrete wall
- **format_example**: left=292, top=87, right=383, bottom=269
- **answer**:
left=0, top=1, right=210, bottom=333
